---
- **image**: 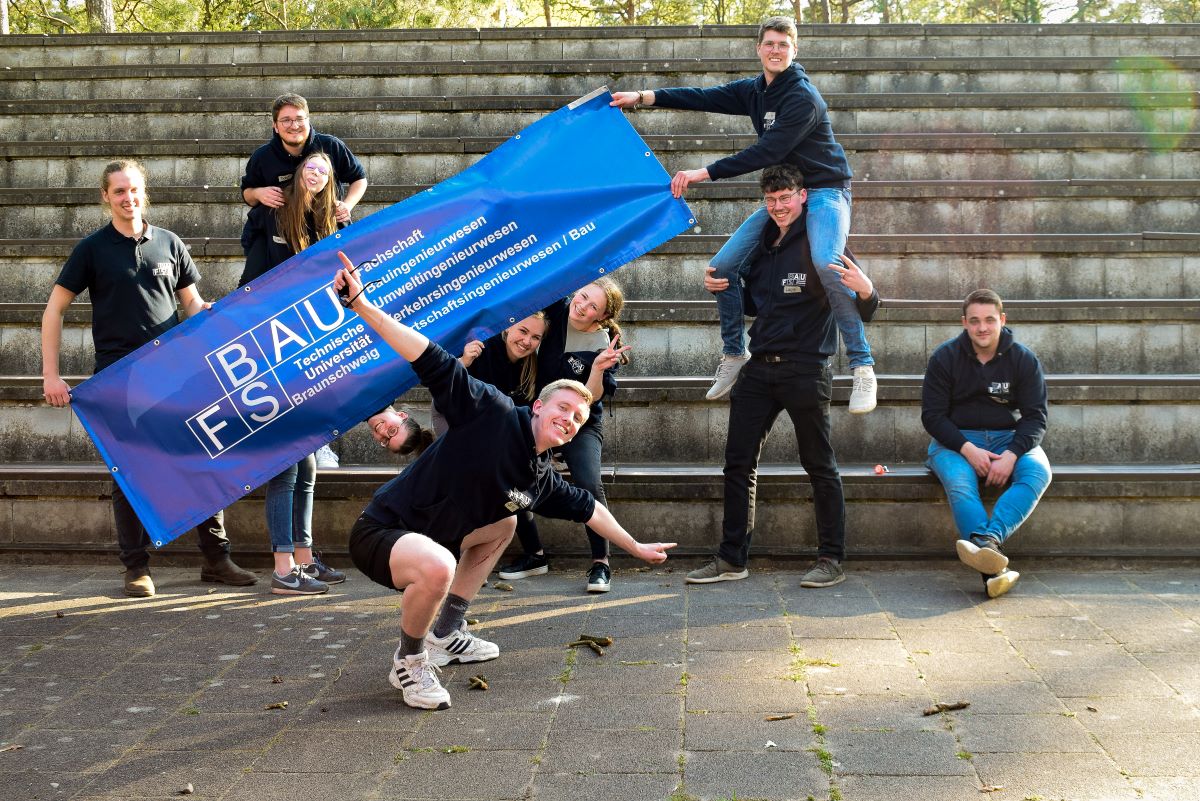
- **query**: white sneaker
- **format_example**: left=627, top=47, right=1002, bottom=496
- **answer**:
left=986, top=569, right=1020, bottom=599
left=426, top=622, right=500, bottom=667
left=389, top=650, right=451, bottom=710
left=706, top=353, right=750, bottom=401
left=849, top=365, right=877, bottom=414
left=315, top=444, right=339, bottom=469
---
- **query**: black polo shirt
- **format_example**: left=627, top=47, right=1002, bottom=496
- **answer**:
left=55, top=222, right=200, bottom=371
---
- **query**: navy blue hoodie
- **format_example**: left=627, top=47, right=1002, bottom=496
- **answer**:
left=921, top=328, right=1048, bottom=457
left=364, top=343, right=595, bottom=547
left=653, top=64, right=852, bottom=188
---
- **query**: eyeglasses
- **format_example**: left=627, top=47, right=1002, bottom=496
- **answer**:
left=759, top=41, right=793, bottom=52
left=764, top=192, right=800, bottom=207
left=276, top=115, right=309, bottom=128
left=303, top=162, right=329, bottom=175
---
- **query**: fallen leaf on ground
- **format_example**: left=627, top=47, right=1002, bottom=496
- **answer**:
left=271, top=676, right=283, bottom=684
left=922, top=700, right=970, bottom=716
left=469, top=676, right=489, bottom=690
left=980, top=785, right=1004, bottom=793
left=264, top=701, right=288, bottom=710
left=0, top=744, right=24, bottom=753
left=765, top=713, right=796, bottom=721
left=1086, top=705, right=1098, bottom=712
left=492, top=582, right=514, bottom=591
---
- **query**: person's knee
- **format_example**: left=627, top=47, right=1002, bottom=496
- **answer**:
left=389, top=539, right=455, bottom=592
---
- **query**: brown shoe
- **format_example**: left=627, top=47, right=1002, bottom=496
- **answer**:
left=124, top=569, right=155, bottom=597
left=200, top=556, right=258, bottom=586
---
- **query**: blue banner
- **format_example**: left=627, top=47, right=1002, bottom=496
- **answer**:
left=69, top=89, right=695, bottom=546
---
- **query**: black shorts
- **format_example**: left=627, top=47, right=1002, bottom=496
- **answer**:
left=348, top=513, right=415, bottom=591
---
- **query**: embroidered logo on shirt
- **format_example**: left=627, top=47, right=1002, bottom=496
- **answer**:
left=763, top=111, right=776, bottom=131
left=504, top=488, right=533, bottom=512
left=781, top=272, right=806, bottom=293
left=987, top=381, right=1012, bottom=403
left=272, top=235, right=288, bottom=245
left=277, top=173, right=293, bottom=183
left=151, top=262, right=172, bottom=278
left=566, top=355, right=587, bottom=376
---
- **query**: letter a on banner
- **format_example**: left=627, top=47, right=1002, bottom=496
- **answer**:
left=69, top=88, right=695, bottom=546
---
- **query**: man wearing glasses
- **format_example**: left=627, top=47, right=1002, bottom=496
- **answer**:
left=685, top=166, right=878, bottom=590
left=240, top=92, right=368, bottom=226
left=610, top=16, right=877, bottom=413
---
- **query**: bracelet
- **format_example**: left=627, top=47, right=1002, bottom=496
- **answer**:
left=636, top=90, right=647, bottom=108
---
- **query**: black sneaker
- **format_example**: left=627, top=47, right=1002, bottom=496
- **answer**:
left=586, top=562, right=611, bottom=593
left=956, top=535, right=1009, bottom=575
left=498, top=552, right=549, bottom=580
left=302, top=553, right=346, bottom=584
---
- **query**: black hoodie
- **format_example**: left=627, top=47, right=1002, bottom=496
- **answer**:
left=921, top=328, right=1048, bottom=457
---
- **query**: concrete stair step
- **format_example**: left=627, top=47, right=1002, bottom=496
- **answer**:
left=3, top=460, right=1197, bottom=559
left=5, top=234, right=1199, bottom=305
left=3, top=24, right=1197, bottom=67
left=4, top=93, right=1196, bottom=141
left=6, top=180, right=1197, bottom=240
left=6, top=56, right=1199, bottom=101
left=3, top=374, right=1196, bottom=465
left=10, top=299, right=1198, bottom=377
left=4, top=132, right=1199, bottom=188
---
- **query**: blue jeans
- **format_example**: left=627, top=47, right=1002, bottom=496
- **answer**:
left=926, top=430, right=1052, bottom=545
left=266, top=453, right=316, bottom=553
left=710, top=188, right=872, bottom=368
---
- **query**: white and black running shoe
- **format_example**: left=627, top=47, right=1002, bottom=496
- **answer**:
left=389, top=650, right=450, bottom=710
left=426, top=623, right=500, bottom=667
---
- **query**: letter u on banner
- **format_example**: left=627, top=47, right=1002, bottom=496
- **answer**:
left=69, top=88, right=695, bottom=546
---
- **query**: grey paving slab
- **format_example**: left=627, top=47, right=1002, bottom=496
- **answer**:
left=972, top=751, right=1140, bottom=800
left=3, top=565, right=1200, bottom=800
left=681, top=749, right=829, bottom=801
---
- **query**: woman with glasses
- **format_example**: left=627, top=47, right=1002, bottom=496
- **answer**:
left=240, top=152, right=348, bottom=595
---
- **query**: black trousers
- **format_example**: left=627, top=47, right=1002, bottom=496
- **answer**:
left=719, top=360, right=846, bottom=567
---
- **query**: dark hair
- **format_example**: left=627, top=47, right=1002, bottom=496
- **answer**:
left=758, top=16, right=798, bottom=45
left=760, top=165, right=804, bottom=194
left=962, top=288, right=1004, bottom=317
left=395, top=417, right=434, bottom=456
left=272, top=93, right=309, bottom=121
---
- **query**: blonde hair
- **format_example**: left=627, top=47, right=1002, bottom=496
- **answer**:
left=537, top=378, right=593, bottom=407
left=589, top=276, right=630, bottom=366
left=274, top=152, right=337, bottom=253
left=502, top=311, right=548, bottom=402
left=100, top=159, right=149, bottom=212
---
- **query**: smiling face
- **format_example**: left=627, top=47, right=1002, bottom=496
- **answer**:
left=530, top=388, right=590, bottom=453
left=757, top=28, right=796, bottom=82
left=272, top=103, right=311, bottom=153
left=763, top=185, right=807, bottom=232
left=300, top=154, right=331, bottom=194
left=503, top=315, right=547, bottom=362
left=568, top=283, right=608, bottom=331
left=101, top=168, right=146, bottom=226
left=368, top=409, right=410, bottom=453
left=962, top=302, right=1006, bottom=356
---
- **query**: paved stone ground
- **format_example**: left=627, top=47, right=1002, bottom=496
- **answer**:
left=2, top=561, right=1199, bottom=801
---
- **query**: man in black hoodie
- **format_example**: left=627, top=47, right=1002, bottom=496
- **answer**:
left=610, top=16, right=877, bottom=412
left=684, top=166, right=879, bottom=591
left=921, top=289, right=1052, bottom=599
left=333, top=254, right=675, bottom=711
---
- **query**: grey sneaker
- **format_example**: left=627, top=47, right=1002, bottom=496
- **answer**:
left=705, top=353, right=750, bottom=401
left=800, top=558, right=845, bottom=588
left=315, top=444, right=339, bottom=469
left=270, top=566, right=329, bottom=596
left=985, top=568, right=1021, bottom=599
left=685, top=557, right=749, bottom=584
left=302, top=553, right=346, bottom=584
left=849, top=365, right=877, bottom=414
left=957, top=536, right=1008, bottom=575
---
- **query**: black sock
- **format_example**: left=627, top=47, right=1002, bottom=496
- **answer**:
left=431, top=593, right=470, bottom=639
left=397, top=628, right=425, bottom=659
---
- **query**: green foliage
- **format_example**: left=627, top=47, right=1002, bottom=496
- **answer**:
left=5, top=0, right=1193, bottom=33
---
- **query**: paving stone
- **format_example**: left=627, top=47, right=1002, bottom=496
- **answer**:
left=682, top=749, right=828, bottom=801
left=921, top=680, right=1068, bottom=714
left=376, top=748, right=533, bottom=799
left=1092, top=731, right=1200, bottom=776
left=789, top=612, right=898, bottom=639
left=1013, top=639, right=1146, bottom=671
left=531, top=772, right=679, bottom=801
left=38, top=693, right=183, bottom=732
left=973, top=751, right=1140, bottom=800
left=956, top=711, right=1099, bottom=753
left=799, top=637, right=910, bottom=666
left=911, top=649, right=1037, bottom=682
left=539, top=725, right=681, bottom=773
left=552, top=690, right=682, bottom=730
left=805, top=662, right=926, bottom=697
left=0, top=676, right=89, bottom=711
left=264, top=729, right=414, bottom=772
left=1037, top=665, right=1178, bottom=698
left=686, top=622, right=793, bottom=652
left=1063, top=696, right=1200, bottom=733
left=825, top=729, right=973, bottom=776
left=684, top=676, right=807, bottom=714
left=684, top=711, right=812, bottom=751
left=410, top=711, right=548, bottom=751
left=133, top=710, right=295, bottom=752
left=188, top=677, right=326, bottom=713
left=895, top=626, right=1011, bottom=653
left=838, top=774, right=986, bottom=801
left=0, top=771, right=96, bottom=801
left=815, top=695, right=952, bottom=733
left=76, top=749, right=247, bottom=797
left=1137, top=776, right=1200, bottom=801
left=993, top=614, right=1112, bottom=640
left=1, top=728, right=142, bottom=773
left=683, top=648, right=793, bottom=680
left=221, top=771, right=380, bottom=801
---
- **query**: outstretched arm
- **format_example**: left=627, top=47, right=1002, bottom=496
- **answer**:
left=334, top=251, right=429, bottom=362
left=41, top=285, right=77, bottom=407
left=586, top=503, right=676, bottom=564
